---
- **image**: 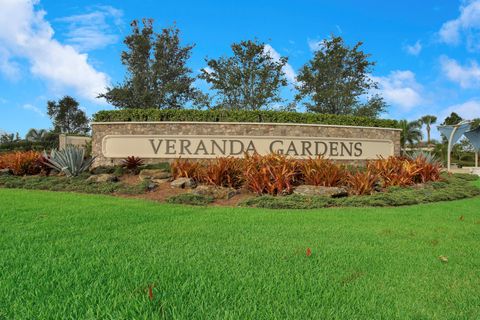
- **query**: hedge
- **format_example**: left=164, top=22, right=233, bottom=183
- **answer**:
left=0, top=135, right=59, bottom=153
left=92, top=109, right=399, bottom=128
left=239, top=173, right=480, bottom=209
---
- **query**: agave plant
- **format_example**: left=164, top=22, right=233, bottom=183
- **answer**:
left=43, top=145, right=94, bottom=177
left=407, top=150, right=440, bottom=165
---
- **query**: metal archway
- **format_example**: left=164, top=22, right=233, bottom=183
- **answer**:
left=437, top=121, right=472, bottom=171
left=464, top=126, right=480, bottom=168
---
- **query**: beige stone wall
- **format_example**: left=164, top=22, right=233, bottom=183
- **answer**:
left=59, top=134, right=91, bottom=149
left=91, top=121, right=401, bottom=167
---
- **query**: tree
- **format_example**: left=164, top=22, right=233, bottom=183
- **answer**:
left=25, top=128, right=48, bottom=142
left=441, top=112, right=462, bottom=125
left=0, top=133, right=14, bottom=144
left=47, top=96, right=90, bottom=134
left=399, top=119, right=423, bottom=149
left=295, top=35, right=386, bottom=117
left=199, top=39, right=288, bottom=110
left=99, top=19, right=199, bottom=109
left=419, top=115, right=437, bottom=145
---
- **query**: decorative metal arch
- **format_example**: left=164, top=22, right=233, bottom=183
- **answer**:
left=437, top=121, right=472, bottom=171
left=464, top=126, right=480, bottom=168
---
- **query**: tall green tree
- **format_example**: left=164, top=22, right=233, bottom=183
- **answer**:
left=295, top=36, right=386, bottom=117
left=441, top=112, right=463, bottom=125
left=0, top=133, right=14, bottom=144
left=419, top=115, right=437, bottom=145
left=399, top=119, right=423, bottom=149
left=47, top=96, right=90, bottom=134
left=199, top=39, right=288, bottom=110
left=99, top=19, right=199, bottom=109
left=25, top=128, right=48, bottom=142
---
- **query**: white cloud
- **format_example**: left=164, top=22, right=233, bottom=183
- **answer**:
left=0, top=47, right=21, bottom=79
left=307, top=38, right=323, bottom=52
left=22, top=103, right=45, bottom=117
left=440, top=55, right=480, bottom=88
left=263, top=44, right=297, bottom=85
left=439, top=99, right=480, bottom=121
left=438, top=0, right=480, bottom=51
left=0, top=0, right=109, bottom=101
left=56, top=6, right=123, bottom=52
left=372, top=70, right=423, bottom=111
left=202, top=66, right=214, bottom=74
left=404, top=40, right=422, bottom=56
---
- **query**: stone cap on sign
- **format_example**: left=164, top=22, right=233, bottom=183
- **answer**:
left=91, top=121, right=402, bottom=131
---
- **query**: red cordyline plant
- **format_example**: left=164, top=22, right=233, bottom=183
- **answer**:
left=200, top=157, right=244, bottom=188
left=299, top=156, right=346, bottom=187
left=170, top=158, right=204, bottom=181
left=367, top=156, right=418, bottom=187
left=243, top=153, right=301, bottom=195
left=345, top=169, right=379, bottom=195
left=0, top=151, right=42, bottom=175
left=368, top=155, right=441, bottom=188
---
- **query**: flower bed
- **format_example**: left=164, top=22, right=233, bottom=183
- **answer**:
left=170, top=153, right=443, bottom=196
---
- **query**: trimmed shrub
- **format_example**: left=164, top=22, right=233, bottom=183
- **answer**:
left=166, top=193, right=214, bottom=206
left=92, top=109, right=398, bottom=128
left=240, top=174, right=480, bottom=209
left=0, top=175, right=149, bottom=195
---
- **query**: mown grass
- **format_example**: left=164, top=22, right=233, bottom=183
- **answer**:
left=1, top=189, right=480, bottom=319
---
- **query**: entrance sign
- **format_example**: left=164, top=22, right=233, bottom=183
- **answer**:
left=102, top=135, right=394, bottom=160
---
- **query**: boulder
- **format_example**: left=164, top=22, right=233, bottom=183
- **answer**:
left=471, top=168, right=480, bottom=177
left=86, top=174, right=118, bottom=183
left=191, top=185, right=238, bottom=200
left=171, top=177, right=196, bottom=189
left=146, top=181, right=157, bottom=191
left=139, top=169, right=172, bottom=181
left=152, top=178, right=170, bottom=185
left=293, top=185, right=348, bottom=198
left=0, top=168, right=12, bottom=175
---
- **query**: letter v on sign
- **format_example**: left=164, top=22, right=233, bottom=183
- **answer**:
left=149, top=139, right=163, bottom=154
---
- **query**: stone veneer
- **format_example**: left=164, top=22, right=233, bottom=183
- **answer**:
left=91, top=121, right=401, bottom=167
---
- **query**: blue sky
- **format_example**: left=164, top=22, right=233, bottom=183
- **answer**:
left=1, top=0, right=480, bottom=139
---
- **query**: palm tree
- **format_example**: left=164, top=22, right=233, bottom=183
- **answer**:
left=420, top=115, right=437, bottom=145
left=399, top=120, right=423, bottom=151
left=25, top=128, right=48, bottom=142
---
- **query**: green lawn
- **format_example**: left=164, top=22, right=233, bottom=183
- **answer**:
left=1, top=188, right=480, bottom=319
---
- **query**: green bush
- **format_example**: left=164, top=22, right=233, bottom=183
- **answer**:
left=92, top=109, right=398, bottom=128
left=0, top=133, right=59, bottom=152
left=240, top=174, right=480, bottom=209
left=166, top=193, right=214, bottom=206
left=0, top=175, right=148, bottom=195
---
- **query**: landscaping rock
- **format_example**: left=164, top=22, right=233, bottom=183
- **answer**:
left=86, top=174, right=118, bottom=183
left=139, top=169, right=172, bottom=181
left=471, top=168, right=480, bottom=176
left=171, top=177, right=196, bottom=189
left=191, top=185, right=238, bottom=200
left=152, top=178, right=170, bottom=185
left=146, top=182, right=157, bottom=191
left=293, top=185, right=348, bottom=198
left=0, top=168, right=12, bottom=175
